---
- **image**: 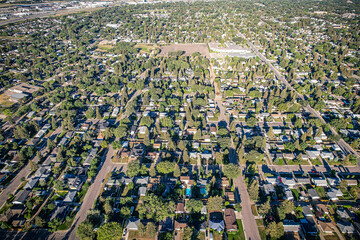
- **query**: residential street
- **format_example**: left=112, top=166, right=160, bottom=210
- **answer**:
left=0, top=126, right=62, bottom=209
left=51, top=145, right=126, bottom=240
left=210, top=59, right=261, bottom=240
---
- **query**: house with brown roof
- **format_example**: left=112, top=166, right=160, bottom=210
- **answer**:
left=224, top=191, right=235, bottom=203
left=224, top=208, right=237, bottom=232
left=175, top=202, right=186, bottom=214
left=153, top=143, right=161, bottom=149
left=180, top=176, right=194, bottom=186
left=210, top=126, right=217, bottom=136
left=174, top=220, right=188, bottom=231
left=318, top=221, right=335, bottom=234
left=221, top=177, right=230, bottom=188
left=187, top=127, right=197, bottom=135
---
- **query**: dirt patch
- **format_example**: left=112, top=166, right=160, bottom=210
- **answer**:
left=159, top=43, right=210, bottom=58
left=0, top=94, right=14, bottom=107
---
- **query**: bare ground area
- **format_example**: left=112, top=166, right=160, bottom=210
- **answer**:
left=159, top=43, right=210, bottom=58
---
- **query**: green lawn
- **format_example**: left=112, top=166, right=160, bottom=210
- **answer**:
left=78, top=182, right=90, bottom=202
left=315, top=186, right=326, bottom=198
left=227, top=220, right=245, bottom=240
left=311, top=158, right=322, bottom=166
left=258, top=226, right=267, bottom=240
left=251, top=204, right=258, bottom=216
left=291, top=189, right=300, bottom=200
left=274, top=158, right=286, bottom=165
left=197, top=232, right=206, bottom=240
left=324, top=233, right=340, bottom=240
left=287, top=160, right=310, bottom=165
left=256, top=219, right=264, bottom=227
left=57, top=211, right=76, bottom=230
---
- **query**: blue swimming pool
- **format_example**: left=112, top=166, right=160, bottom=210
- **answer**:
left=200, top=187, right=208, bottom=197
left=186, top=188, right=191, bottom=197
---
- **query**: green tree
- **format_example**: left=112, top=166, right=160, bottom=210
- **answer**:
left=267, top=127, right=275, bottom=139
left=97, top=222, right=122, bottom=240
left=248, top=179, right=259, bottom=200
left=258, top=200, right=271, bottom=216
left=29, top=160, right=38, bottom=172
left=103, top=199, right=112, bottom=215
left=138, top=222, right=146, bottom=235
left=183, top=150, right=189, bottom=163
left=186, top=199, right=203, bottom=213
left=144, top=129, right=150, bottom=147
left=246, top=116, right=258, bottom=127
left=138, top=194, right=175, bottom=221
left=281, top=200, right=295, bottom=213
left=34, top=216, right=45, bottom=227
left=178, top=140, right=187, bottom=150
left=223, top=163, right=241, bottom=179
left=160, top=232, right=173, bottom=240
left=100, top=140, right=109, bottom=149
left=174, top=164, right=180, bottom=178
left=76, top=220, right=95, bottom=240
left=156, top=161, right=175, bottom=174
left=140, top=116, right=154, bottom=127
left=47, top=138, right=56, bottom=151
left=120, top=207, right=131, bottom=218
left=86, top=108, right=95, bottom=119
left=114, top=126, right=127, bottom=139
left=265, top=222, right=284, bottom=239
left=51, top=116, right=57, bottom=130
left=146, top=222, right=157, bottom=238
left=206, top=196, right=223, bottom=212
left=96, top=107, right=101, bottom=119
left=183, top=227, right=193, bottom=240
left=149, top=165, right=156, bottom=177
left=246, top=150, right=264, bottom=163
left=126, top=160, right=140, bottom=177
left=103, top=128, right=113, bottom=140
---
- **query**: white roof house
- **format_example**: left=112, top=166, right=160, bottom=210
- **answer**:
left=63, top=191, right=77, bottom=203
left=306, top=150, right=321, bottom=159
left=320, top=152, right=334, bottom=160
left=308, top=189, right=320, bottom=200
left=326, top=188, right=343, bottom=201
left=313, top=178, right=328, bottom=187
left=281, top=177, right=296, bottom=188
left=139, top=126, right=147, bottom=135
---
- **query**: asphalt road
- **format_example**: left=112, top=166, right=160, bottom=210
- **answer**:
left=209, top=58, right=261, bottom=240
left=0, top=125, right=62, bottom=209
left=229, top=143, right=261, bottom=240
left=51, top=145, right=126, bottom=240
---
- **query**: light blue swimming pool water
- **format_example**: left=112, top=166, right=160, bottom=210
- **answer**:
left=186, top=188, right=191, bottom=197
left=200, top=187, right=208, bottom=197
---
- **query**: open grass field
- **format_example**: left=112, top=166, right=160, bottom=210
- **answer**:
left=159, top=43, right=210, bottom=58
left=135, top=43, right=159, bottom=54
left=128, top=230, right=156, bottom=240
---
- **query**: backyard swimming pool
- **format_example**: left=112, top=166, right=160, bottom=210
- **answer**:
left=200, top=187, right=208, bottom=197
left=186, top=188, right=191, bottom=197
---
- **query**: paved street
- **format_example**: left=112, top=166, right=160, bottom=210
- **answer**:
left=209, top=59, right=261, bottom=240
left=51, top=145, right=126, bottom=240
left=229, top=143, right=261, bottom=240
left=0, top=125, right=62, bottom=209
